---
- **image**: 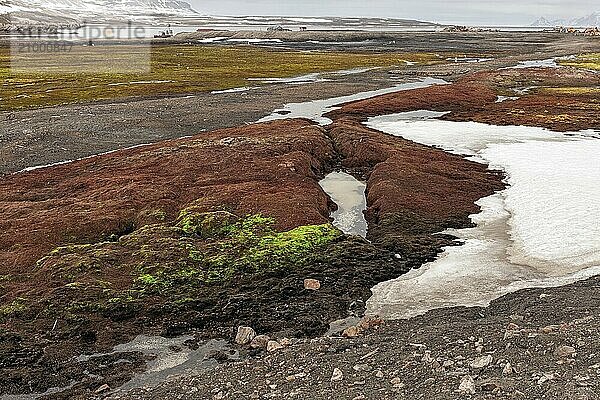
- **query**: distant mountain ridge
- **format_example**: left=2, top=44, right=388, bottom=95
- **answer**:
left=0, top=0, right=199, bottom=25
left=532, top=12, right=600, bottom=27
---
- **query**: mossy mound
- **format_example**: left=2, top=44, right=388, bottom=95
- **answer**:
left=25, top=213, right=343, bottom=325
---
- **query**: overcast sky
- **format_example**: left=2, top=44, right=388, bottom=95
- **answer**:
left=188, top=0, right=598, bottom=25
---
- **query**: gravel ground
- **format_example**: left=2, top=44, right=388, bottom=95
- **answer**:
left=3, top=33, right=597, bottom=175
left=109, top=275, right=600, bottom=400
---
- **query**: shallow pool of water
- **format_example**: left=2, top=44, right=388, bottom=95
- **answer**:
left=319, top=171, right=368, bottom=238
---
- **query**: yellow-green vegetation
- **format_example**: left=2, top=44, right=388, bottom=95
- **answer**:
left=0, top=297, right=29, bottom=321
left=142, top=212, right=342, bottom=288
left=559, top=53, right=600, bottom=71
left=32, top=211, right=342, bottom=314
left=540, top=86, right=600, bottom=95
left=0, top=43, right=449, bottom=111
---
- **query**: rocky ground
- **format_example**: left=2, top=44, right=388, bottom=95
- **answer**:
left=1, top=35, right=600, bottom=399
left=110, top=275, right=600, bottom=400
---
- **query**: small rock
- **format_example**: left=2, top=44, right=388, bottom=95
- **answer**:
left=540, top=325, right=560, bottom=333
left=503, top=362, right=513, bottom=375
left=342, top=326, right=360, bottom=338
left=94, top=384, right=110, bottom=394
left=538, top=372, right=555, bottom=384
left=506, top=323, right=520, bottom=330
left=458, top=375, right=476, bottom=394
left=481, top=381, right=500, bottom=392
left=279, top=337, right=292, bottom=346
left=304, top=278, right=321, bottom=290
left=555, top=345, right=576, bottom=358
left=375, top=370, right=385, bottom=378
left=235, top=326, right=256, bottom=345
left=390, top=377, right=402, bottom=385
left=250, top=335, right=271, bottom=349
left=285, top=375, right=296, bottom=382
left=331, top=368, right=343, bottom=382
left=470, top=355, right=493, bottom=369
left=353, top=364, right=372, bottom=372
left=422, top=351, right=433, bottom=363
left=267, top=340, right=284, bottom=352
left=443, top=360, right=455, bottom=368
left=357, top=315, right=384, bottom=331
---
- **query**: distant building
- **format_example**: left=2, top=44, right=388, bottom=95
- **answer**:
left=267, top=25, right=291, bottom=32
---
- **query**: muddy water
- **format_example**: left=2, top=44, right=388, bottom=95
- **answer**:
left=0, top=335, right=237, bottom=399
left=319, top=171, right=368, bottom=238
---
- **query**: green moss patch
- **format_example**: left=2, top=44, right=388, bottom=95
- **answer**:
left=559, top=53, right=600, bottom=71
left=28, top=212, right=342, bottom=320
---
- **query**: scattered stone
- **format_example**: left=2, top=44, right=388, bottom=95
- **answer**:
left=357, top=315, right=384, bottom=331
left=235, top=326, right=256, bottom=345
left=458, top=375, right=476, bottom=394
left=280, top=337, right=292, bottom=346
left=555, top=345, right=576, bottom=358
left=422, top=351, right=433, bottom=363
left=443, top=360, right=455, bottom=368
left=375, top=370, right=385, bottom=378
left=267, top=340, right=284, bottom=352
left=250, top=335, right=271, bottom=349
left=303, top=278, right=321, bottom=290
left=353, top=364, right=372, bottom=372
left=503, top=362, right=513, bottom=375
left=331, top=368, right=344, bottom=382
left=342, top=326, right=360, bottom=338
left=537, top=372, right=555, bottom=384
left=94, top=384, right=110, bottom=394
left=470, top=355, right=493, bottom=369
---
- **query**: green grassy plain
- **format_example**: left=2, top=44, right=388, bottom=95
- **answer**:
left=1, top=44, right=450, bottom=111
left=559, top=53, right=600, bottom=71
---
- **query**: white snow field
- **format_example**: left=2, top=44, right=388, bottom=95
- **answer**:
left=364, top=112, right=600, bottom=319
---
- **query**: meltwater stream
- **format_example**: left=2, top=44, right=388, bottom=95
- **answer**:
left=364, top=111, right=600, bottom=319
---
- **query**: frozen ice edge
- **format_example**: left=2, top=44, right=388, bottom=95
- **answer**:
left=364, top=111, right=600, bottom=320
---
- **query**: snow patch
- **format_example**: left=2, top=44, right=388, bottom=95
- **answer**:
left=365, top=112, right=600, bottom=319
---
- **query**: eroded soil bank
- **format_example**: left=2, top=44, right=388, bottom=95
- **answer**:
left=0, top=110, right=501, bottom=397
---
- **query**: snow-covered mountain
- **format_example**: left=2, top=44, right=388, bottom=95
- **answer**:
left=532, top=12, right=600, bottom=27
left=1, top=0, right=199, bottom=25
